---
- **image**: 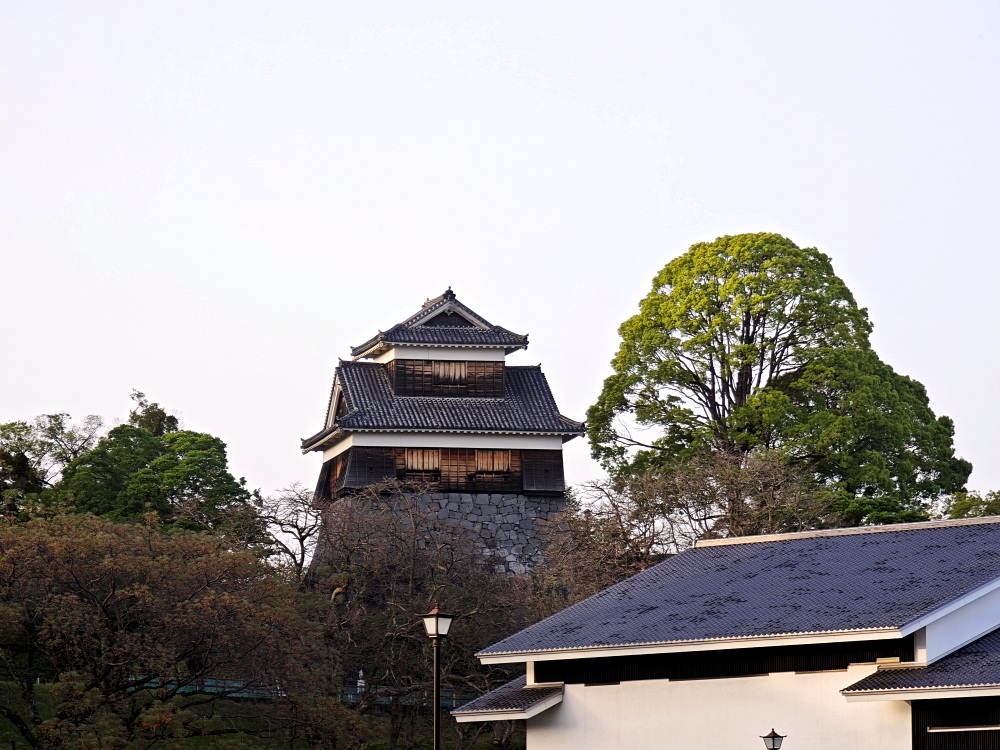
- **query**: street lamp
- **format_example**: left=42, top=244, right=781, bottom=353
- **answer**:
left=420, top=604, right=455, bottom=750
left=761, top=729, right=786, bottom=749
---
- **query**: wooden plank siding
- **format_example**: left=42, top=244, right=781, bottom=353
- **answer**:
left=912, top=698, right=1000, bottom=750
left=535, top=636, right=916, bottom=685
left=522, top=449, right=565, bottom=492
left=318, top=446, right=564, bottom=496
left=392, top=360, right=504, bottom=397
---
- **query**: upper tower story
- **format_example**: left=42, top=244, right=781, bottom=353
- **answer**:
left=351, top=287, right=528, bottom=365
left=301, top=289, right=584, bottom=499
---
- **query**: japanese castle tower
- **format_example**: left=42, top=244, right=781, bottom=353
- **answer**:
left=301, top=288, right=584, bottom=573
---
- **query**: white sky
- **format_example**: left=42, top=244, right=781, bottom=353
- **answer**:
left=2, top=1, right=998, bottom=496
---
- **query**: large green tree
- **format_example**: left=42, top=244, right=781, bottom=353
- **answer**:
left=55, top=427, right=253, bottom=527
left=588, top=232, right=971, bottom=524
left=0, top=414, right=104, bottom=500
left=50, top=394, right=255, bottom=531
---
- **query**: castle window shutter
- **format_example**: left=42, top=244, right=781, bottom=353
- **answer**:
left=522, top=450, right=565, bottom=492
left=476, top=449, right=510, bottom=473
left=406, top=448, right=440, bottom=472
left=432, top=361, right=467, bottom=386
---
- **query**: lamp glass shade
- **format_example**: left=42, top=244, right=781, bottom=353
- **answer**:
left=437, top=613, right=454, bottom=637
left=420, top=605, right=455, bottom=639
left=761, top=729, right=785, bottom=749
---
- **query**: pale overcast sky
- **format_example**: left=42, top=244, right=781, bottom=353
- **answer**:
left=3, top=1, right=998, bottom=496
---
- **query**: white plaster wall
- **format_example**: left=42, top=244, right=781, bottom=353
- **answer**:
left=321, top=434, right=352, bottom=461
left=924, top=583, right=1000, bottom=662
left=321, top=432, right=564, bottom=461
left=373, top=346, right=508, bottom=362
left=527, top=666, right=911, bottom=750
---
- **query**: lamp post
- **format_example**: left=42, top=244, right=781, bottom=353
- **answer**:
left=761, top=729, right=786, bottom=749
left=420, top=604, right=455, bottom=750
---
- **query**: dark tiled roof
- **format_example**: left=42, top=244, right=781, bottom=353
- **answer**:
left=451, top=676, right=563, bottom=716
left=350, top=290, right=528, bottom=356
left=354, top=325, right=528, bottom=353
left=843, top=627, right=1000, bottom=693
left=479, top=519, right=1000, bottom=657
left=328, top=361, right=584, bottom=435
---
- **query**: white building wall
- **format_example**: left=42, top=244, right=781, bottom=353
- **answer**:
left=373, top=346, right=508, bottom=362
left=321, top=432, right=563, bottom=462
left=527, top=665, right=911, bottom=750
left=922, top=583, right=1000, bottom=663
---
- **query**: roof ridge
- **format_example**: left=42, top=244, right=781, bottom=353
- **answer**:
left=400, top=294, right=493, bottom=329
left=694, top=515, right=1000, bottom=548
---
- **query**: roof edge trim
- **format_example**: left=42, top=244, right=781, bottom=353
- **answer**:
left=843, top=684, right=1000, bottom=702
left=452, top=690, right=564, bottom=723
left=695, top=516, right=1000, bottom=548
left=301, top=427, right=346, bottom=453
left=341, top=427, right=585, bottom=437
left=901, top=575, right=1000, bottom=641
left=478, top=628, right=903, bottom=664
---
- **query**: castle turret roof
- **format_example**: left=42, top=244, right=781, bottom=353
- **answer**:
left=350, top=288, right=529, bottom=358
left=301, top=362, right=584, bottom=451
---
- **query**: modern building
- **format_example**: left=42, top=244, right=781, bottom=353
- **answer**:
left=455, top=516, right=1000, bottom=749
left=302, top=289, right=584, bottom=573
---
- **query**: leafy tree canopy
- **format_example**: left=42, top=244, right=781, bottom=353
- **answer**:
left=127, top=389, right=179, bottom=436
left=55, top=427, right=252, bottom=527
left=0, top=514, right=354, bottom=749
left=0, top=413, right=104, bottom=499
left=588, top=232, right=971, bottom=524
left=48, top=393, right=254, bottom=530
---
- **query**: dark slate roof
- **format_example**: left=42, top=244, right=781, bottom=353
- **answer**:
left=843, top=627, right=1000, bottom=694
left=351, top=290, right=528, bottom=356
left=451, top=676, right=563, bottom=716
left=306, top=362, right=583, bottom=440
left=360, top=325, right=528, bottom=352
left=478, top=518, right=1000, bottom=657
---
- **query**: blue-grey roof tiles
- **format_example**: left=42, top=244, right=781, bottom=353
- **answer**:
left=301, top=361, right=585, bottom=449
left=350, top=291, right=528, bottom=356
left=351, top=325, right=528, bottom=355
left=451, top=676, right=563, bottom=715
left=331, top=361, right=584, bottom=435
left=479, top=519, right=1000, bottom=657
left=844, top=626, right=1000, bottom=693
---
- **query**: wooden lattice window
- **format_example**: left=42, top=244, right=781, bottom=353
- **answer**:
left=476, top=449, right=510, bottom=473
left=394, top=360, right=434, bottom=396
left=330, top=453, right=346, bottom=487
left=467, top=362, right=504, bottom=397
left=405, top=448, right=440, bottom=472
left=393, top=359, right=501, bottom=396
left=432, top=361, right=467, bottom=386
left=362, top=447, right=396, bottom=484
left=522, top=450, right=565, bottom=492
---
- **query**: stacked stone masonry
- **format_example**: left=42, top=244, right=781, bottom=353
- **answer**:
left=421, top=491, right=565, bottom=574
left=317, top=491, right=565, bottom=576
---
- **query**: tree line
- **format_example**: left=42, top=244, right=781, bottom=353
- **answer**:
left=0, top=232, right=985, bottom=749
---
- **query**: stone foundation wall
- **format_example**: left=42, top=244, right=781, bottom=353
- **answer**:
left=423, top=492, right=565, bottom=574
left=310, top=490, right=565, bottom=578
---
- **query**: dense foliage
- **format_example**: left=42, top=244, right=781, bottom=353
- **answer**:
left=1, top=393, right=255, bottom=531
left=312, top=480, right=533, bottom=750
left=588, top=233, right=971, bottom=524
left=0, top=412, right=104, bottom=502
left=0, top=514, right=355, bottom=749
left=1, top=399, right=529, bottom=749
